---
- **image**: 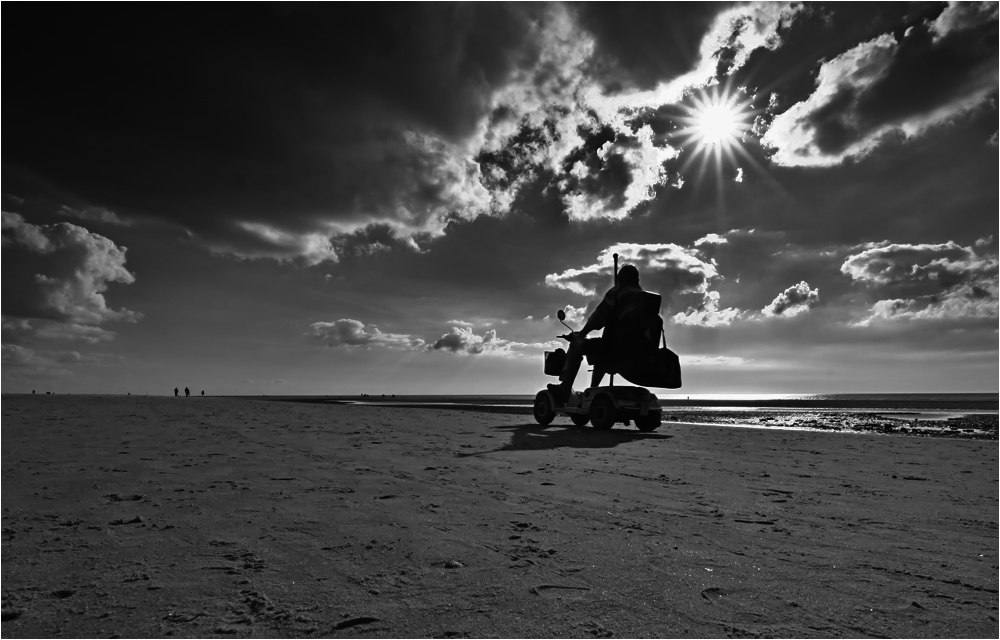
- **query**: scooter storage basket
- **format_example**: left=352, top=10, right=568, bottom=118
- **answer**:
left=544, top=348, right=566, bottom=376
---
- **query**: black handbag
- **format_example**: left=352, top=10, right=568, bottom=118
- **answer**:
left=617, top=329, right=682, bottom=389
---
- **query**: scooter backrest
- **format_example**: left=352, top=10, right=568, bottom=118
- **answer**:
left=613, top=290, right=663, bottom=349
left=616, top=290, right=661, bottom=318
left=636, top=291, right=662, bottom=314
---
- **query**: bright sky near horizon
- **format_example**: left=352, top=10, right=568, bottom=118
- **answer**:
left=3, top=2, right=998, bottom=396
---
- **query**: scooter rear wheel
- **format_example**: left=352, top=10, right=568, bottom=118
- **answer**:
left=570, top=413, right=590, bottom=427
left=533, top=391, right=556, bottom=425
left=635, top=414, right=661, bottom=432
left=590, top=395, right=616, bottom=430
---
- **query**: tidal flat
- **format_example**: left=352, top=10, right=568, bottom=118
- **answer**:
left=2, top=395, right=997, bottom=637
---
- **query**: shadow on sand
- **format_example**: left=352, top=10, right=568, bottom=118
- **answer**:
left=460, top=422, right=672, bottom=455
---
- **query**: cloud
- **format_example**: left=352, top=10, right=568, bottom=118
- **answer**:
left=226, top=222, right=341, bottom=266
left=693, top=233, right=729, bottom=246
left=474, top=3, right=808, bottom=225
left=842, top=240, right=998, bottom=324
left=574, top=3, right=804, bottom=91
left=430, top=326, right=495, bottom=354
left=58, top=204, right=131, bottom=226
left=761, top=281, right=820, bottom=317
left=2, top=343, right=36, bottom=366
left=583, top=2, right=807, bottom=118
left=561, top=305, right=588, bottom=327
left=762, top=6, right=999, bottom=166
left=28, top=321, right=117, bottom=343
left=1, top=343, right=120, bottom=382
left=545, top=242, right=720, bottom=297
left=560, top=125, right=678, bottom=221
left=672, top=290, right=745, bottom=327
left=4, top=3, right=548, bottom=265
left=682, top=354, right=752, bottom=367
left=1, top=344, right=72, bottom=380
left=1, top=343, right=112, bottom=367
left=429, top=324, right=557, bottom=356
left=841, top=240, right=996, bottom=289
left=356, top=130, right=496, bottom=237
left=5, top=3, right=814, bottom=265
left=930, top=1, right=999, bottom=41
left=545, top=242, right=749, bottom=328
left=853, top=284, right=998, bottom=325
left=307, top=319, right=425, bottom=350
left=2, top=212, right=141, bottom=340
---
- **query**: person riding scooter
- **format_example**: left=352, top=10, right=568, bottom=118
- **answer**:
left=547, top=264, right=661, bottom=402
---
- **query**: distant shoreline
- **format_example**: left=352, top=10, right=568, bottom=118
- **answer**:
left=254, top=395, right=998, bottom=440
left=5, top=391, right=997, bottom=412
left=5, top=392, right=997, bottom=438
left=258, top=393, right=1000, bottom=412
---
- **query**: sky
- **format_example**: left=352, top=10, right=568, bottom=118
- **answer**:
left=3, top=1, right=998, bottom=396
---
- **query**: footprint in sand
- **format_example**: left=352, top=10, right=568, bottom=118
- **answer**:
left=575, top=620, right=613, bottom=638
left=333, top=616, right=380, bottom=631
left=531, top=584, right=590, bottom=600
left=104, top=493, right=147, bottom=503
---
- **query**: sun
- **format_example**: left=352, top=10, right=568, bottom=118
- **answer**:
left=667, top=84, right=765, bottom=208
left=669, top=84, right=758, bottom=197
left=680, top=87, right=753, bottom=152
left=694, top=103, right=743, bottom=147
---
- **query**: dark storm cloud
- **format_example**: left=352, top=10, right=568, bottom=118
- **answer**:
left=2, top=212, right=141, bottom=342
left=853, top=11, right=997, bottom=132
left=571, top=2, right=728, bottom=90
left=762, top=2, right=999, bottom=165
left=3, top=3, right=543, bottom=260
left=4, top=1, right=818, bottom=266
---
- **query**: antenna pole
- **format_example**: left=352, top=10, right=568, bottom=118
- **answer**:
left=611, top=253, right=618, bottom=387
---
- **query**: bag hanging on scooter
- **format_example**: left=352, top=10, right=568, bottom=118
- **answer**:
left=616, top=329, right=682, bottom=389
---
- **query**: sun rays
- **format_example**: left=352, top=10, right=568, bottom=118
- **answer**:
left=666, top=82, right=789, bottom=214
left=690, top=98, right=749, bottom=148
left=675, top=84, right=755, bottom=169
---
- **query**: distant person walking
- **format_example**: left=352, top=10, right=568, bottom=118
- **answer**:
left=184, top=387, right=190, bottom=397
left=201, top=390, right=205, bottom=397
left=174, top=387, right=179, bottom=397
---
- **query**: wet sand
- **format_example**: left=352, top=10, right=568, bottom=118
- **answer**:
left=2, top=395, right=997, bottom=638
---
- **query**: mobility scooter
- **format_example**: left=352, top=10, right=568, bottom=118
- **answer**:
left=532, top=254, right=681, bottom=432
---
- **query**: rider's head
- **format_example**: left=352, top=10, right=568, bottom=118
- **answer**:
left=617, top=264, right=640, bottom=287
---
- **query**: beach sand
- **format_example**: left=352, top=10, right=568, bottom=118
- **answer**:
left=2, top=396, right=997, bottom=638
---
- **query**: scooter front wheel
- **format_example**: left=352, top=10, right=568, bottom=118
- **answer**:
left=533, top=391, right=556, bottom=425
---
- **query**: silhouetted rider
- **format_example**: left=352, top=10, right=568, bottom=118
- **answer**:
left=549, top=264, right=657, bottom=401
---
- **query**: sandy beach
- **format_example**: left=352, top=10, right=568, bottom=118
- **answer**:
left=2, top=395, right=997, bottom=638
